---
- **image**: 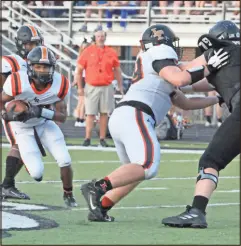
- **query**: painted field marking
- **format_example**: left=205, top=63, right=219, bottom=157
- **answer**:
left=1, top=143, right=205, bottom=154
left=70, top=202, right=240, bottom=211
left=16, top=176, right=239, bottom=184
left=216, top=190, right=240, bottom=193
left=2, top=158, right=239, bottom=166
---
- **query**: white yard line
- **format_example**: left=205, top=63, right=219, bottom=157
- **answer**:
left=16, top=176, right=239, bottom=184
left=1, top=143, right=205, bottom=154
left=216, top=190, right=240, bottom=193
left=70, top=202, right=240, bottom=211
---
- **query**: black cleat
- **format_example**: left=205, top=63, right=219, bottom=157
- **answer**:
left=81, top=180, right=105, bottom=220
left=88, top=211, right=115, bottom=222
left=63, top=193, right=78, bottom=207
left=1, top=186, right=30, bottom=200
left=82, top=139, right=91, bottom=147
left=99, top=139, right=109, bottom=147
left=162, top=205, right=208, bottom=228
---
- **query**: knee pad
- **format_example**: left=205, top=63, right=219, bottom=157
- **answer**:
left=196, top=168, right=218, bottom=189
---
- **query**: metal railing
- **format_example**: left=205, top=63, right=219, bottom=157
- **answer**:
left=3, top=2, right=79, bottom=60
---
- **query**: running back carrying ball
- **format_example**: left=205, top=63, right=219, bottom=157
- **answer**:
left=6, top=100, right=28, bottom=113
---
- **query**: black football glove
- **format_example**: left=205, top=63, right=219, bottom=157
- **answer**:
left=207, top=48, right=230, bottom=73
left=1, top=105, right=26, bottom=122
left=21, top=104, right=43, bottom=122
left=217, top=95, right=225, bottom=106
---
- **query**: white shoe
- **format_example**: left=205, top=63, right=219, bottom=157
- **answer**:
left=205, top=121, right=211, bottom=127
left=217, top=122, right=222, bottom=127
left=74, top=121, right=81, bottom=127
left=79, top=121, right=86, bottom=127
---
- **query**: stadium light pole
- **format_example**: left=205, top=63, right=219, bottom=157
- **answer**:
left=68, top=1, right=74, bottom=46
left=147, top=1, right=152, bottom=26
left=221, top=1, right=226, bottom=20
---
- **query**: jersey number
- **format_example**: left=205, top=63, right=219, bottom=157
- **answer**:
left=198, top=37, right=212, bottom=51
left=132, top=57, right=143, bottom=83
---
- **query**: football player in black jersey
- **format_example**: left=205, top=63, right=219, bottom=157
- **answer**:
left=162, top=20, right=240, bottom=229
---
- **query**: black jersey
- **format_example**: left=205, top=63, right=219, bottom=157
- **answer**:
left=204, top=45, right=240, bottom=112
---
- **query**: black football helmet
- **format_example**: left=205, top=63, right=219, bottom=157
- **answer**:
left=27, top=46, right=56, bottom=85
left=15, top=25, right=44, bottom=59
left=209, top=20, right=240, bottom=45
left=140, top=24, right=183, bottom=58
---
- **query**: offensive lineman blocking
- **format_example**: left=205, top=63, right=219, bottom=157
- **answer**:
left=80, top=24, right=230, bottom=221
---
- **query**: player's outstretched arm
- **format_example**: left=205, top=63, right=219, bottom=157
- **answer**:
left=179, top=78, right=215, bottom=93
left=171, top=89, right=219, bottom=110
left=160, top=48, right=229, bottom=87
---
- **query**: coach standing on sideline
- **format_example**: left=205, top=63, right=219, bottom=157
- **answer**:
left=74, top=30, right=123, bottom=147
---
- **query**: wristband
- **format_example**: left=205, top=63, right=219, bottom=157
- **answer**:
left=41, top=108, right=55, bottom=120
left=179, top=85, right=193, bottom=93
left=186, top=66, right=205, bottom=84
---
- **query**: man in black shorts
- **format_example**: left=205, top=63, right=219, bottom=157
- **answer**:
left=162, top=20, right=240, bottom=228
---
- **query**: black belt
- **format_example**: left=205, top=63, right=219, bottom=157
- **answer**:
left=116, top=100, right=156, bottom=124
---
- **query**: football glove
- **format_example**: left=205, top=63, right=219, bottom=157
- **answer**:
left=21, top=104, right=43, bottom=122
left=1, top=105, right=26, bottom=122
left=207, top=48, right=230, bottom=73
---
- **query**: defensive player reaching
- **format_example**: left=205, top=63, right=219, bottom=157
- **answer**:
left=80, top=24, right=230, bottom=221
left=1, top=24, right=44, bottom=200
left=162, top=20, right=240, bottom=228
left=1, top=46, right=77, bottom=207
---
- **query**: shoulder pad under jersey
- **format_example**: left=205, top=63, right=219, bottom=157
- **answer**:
left=147, top=44, right=178, bottom=62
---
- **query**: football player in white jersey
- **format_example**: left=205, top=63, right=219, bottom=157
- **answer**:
left=80, top=24, right=230, bottom=222
left=1, top=24, right=44, bottom=200
left=1, top=46, right=77, bottom=207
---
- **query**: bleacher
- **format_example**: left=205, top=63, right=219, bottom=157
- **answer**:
left=1, top=1, right=240, bottom=47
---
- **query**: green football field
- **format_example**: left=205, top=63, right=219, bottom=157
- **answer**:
left=1, top=143, right=240, bottom=245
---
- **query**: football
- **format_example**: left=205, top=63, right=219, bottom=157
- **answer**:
left=6, top=100, right=28, bottom=114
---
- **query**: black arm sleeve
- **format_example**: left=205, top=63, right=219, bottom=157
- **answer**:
left=152, top=59, right=178, bottom=74
left=203, top=48, right=214, bottom=63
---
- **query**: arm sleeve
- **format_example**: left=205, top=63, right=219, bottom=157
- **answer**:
left=203, top=48, right=214, bottom=63
left=152, top=59, right=178, bottom=74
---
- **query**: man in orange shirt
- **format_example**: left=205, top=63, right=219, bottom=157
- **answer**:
left=74, top=30, right=123, bottom=146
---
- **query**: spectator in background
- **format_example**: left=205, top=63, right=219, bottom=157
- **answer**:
left=106, top=1, right=138, bottom=31
left=233, top=1, right=240, bottom=15
left=34, top=1, right=65, bottom=18
left=194, top=1, right=218, bottom=15
left=204, top=91, right=223, bottom=127
left=74, top=30, right=124, bottom=147
left=79, top=1, right=109, bottom=32
left=173, top=1, right=194, bottom=15
left=72, top=38, right=92, bottom=127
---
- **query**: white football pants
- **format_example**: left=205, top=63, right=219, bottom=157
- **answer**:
left=108, top=106, right=161, bottom=180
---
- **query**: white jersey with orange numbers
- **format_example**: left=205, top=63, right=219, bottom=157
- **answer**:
left=2, top=54, right=27, bottom=74
left=3, top=70, right=70, bottom=127
left=121, top=44, right=178, bottom=125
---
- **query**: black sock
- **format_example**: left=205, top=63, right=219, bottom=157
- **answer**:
left=95, top=177, right=112, bottom=193
left=2, top=156, right=22, bottom=188
left=206, top=116, right=211, bottom=123
left=76, top=118, right=81, bottom=122
left=192, top=195, right=209, bottom=213
left=80, top=119, right=84, bottom=123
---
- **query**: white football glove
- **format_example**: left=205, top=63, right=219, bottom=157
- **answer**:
left=207, top=48, right=230, bottom=72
